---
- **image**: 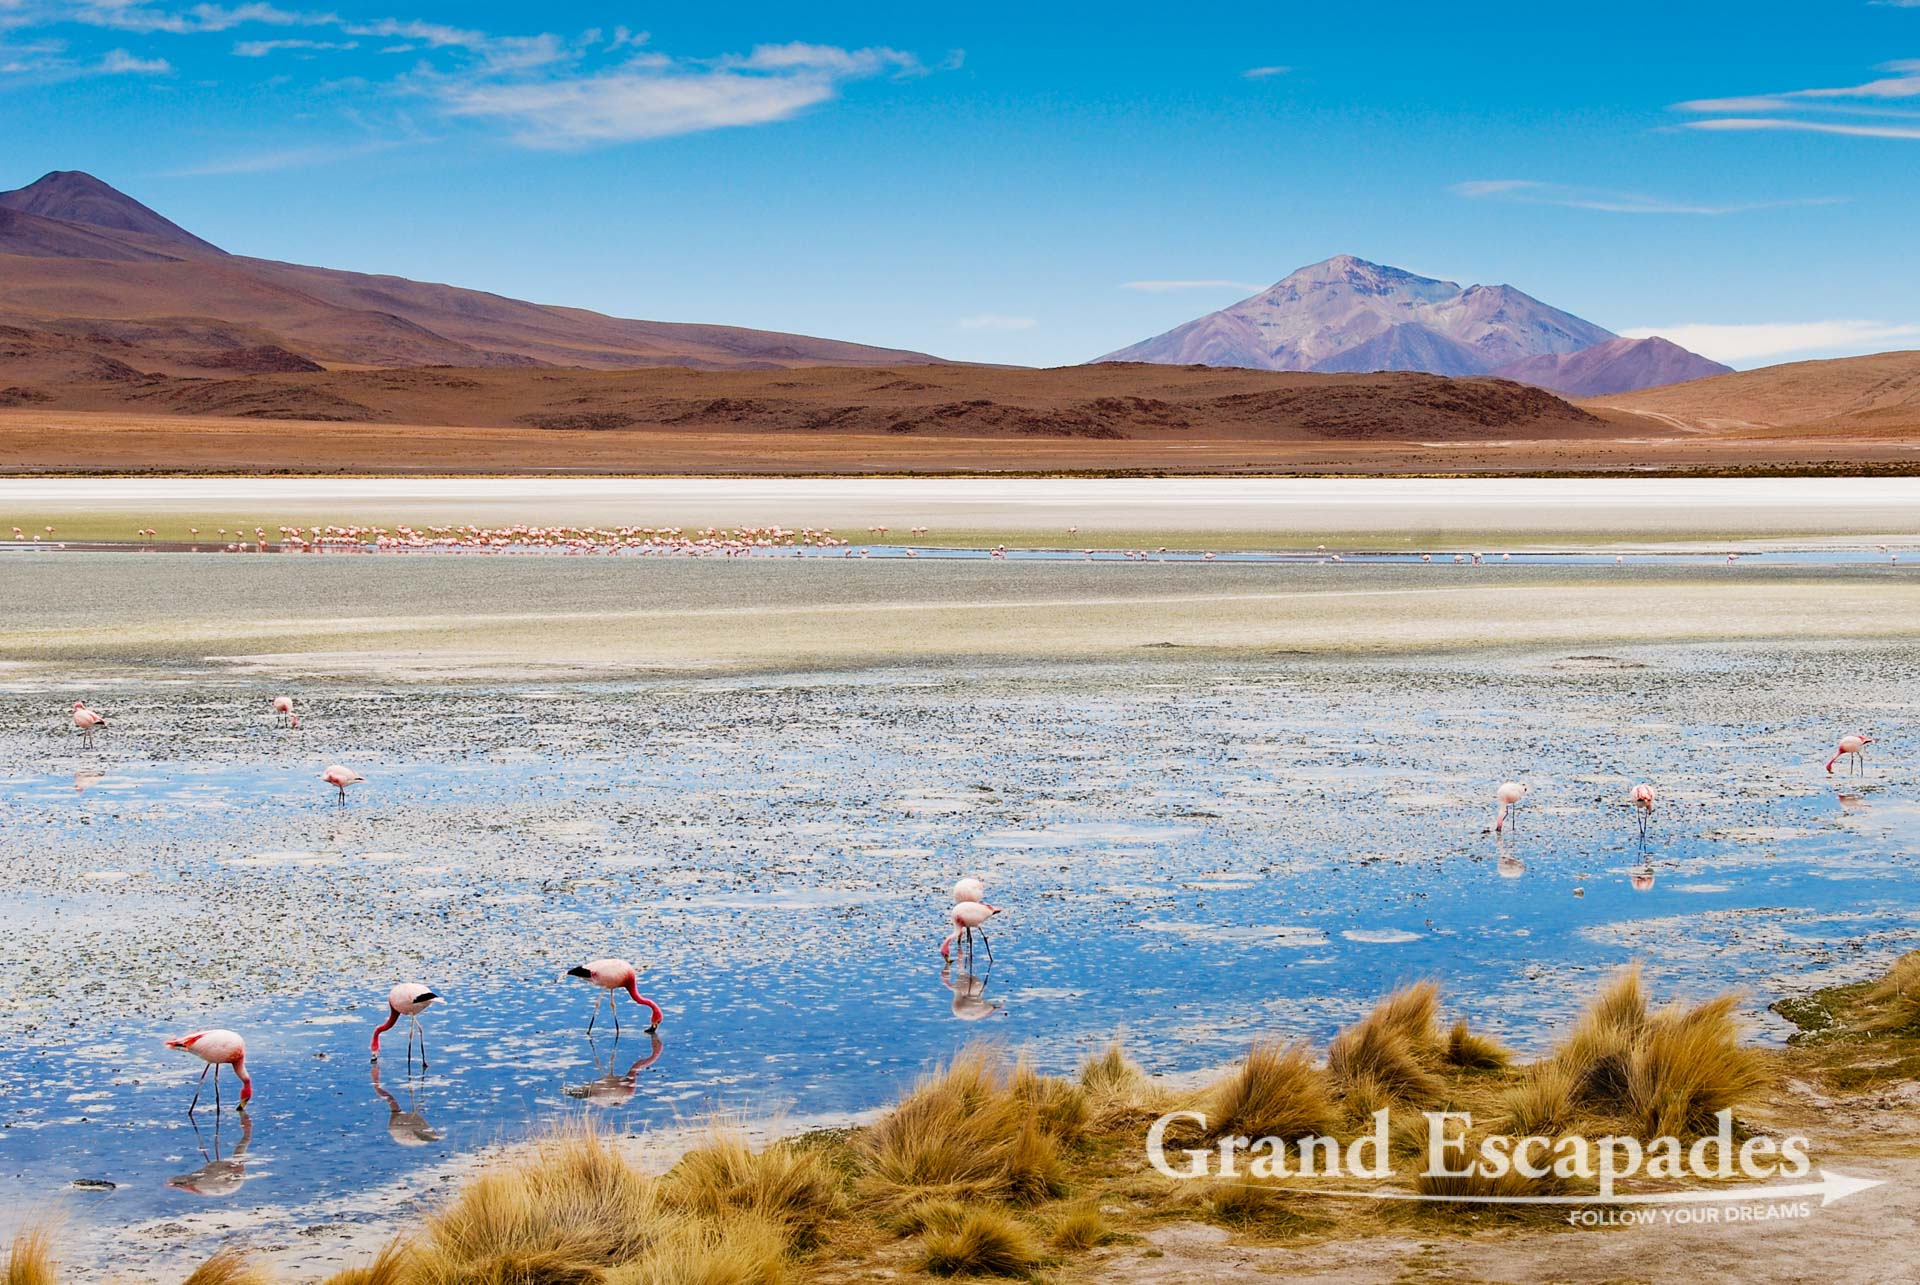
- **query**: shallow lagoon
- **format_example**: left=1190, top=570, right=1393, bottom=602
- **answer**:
left=1, top=644, right=1917, bottom=1275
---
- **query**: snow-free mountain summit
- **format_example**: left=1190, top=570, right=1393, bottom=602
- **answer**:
left=1096, top=256, right=1729, bottom=395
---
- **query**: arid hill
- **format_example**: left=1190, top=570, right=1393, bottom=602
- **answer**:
left=0, top=170, right=945, bottom=372
left=1588, top=350, right=1920, bottom=436
left=0, top=358, right=1606, bottom=439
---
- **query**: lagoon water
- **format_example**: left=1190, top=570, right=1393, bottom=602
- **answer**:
left=2, top=640, right=1917, bottom=1274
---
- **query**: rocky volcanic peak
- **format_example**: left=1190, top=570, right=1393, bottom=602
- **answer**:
left=0, top=170, right=224, bottom=255
left=1097, top=254, right=1638, bottom=380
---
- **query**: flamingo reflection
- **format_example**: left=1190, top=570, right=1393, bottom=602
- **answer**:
left=370, top=1062, right=442, bottom=1147
left=1630, top=863, right=1656, bottom=892
left=73, top=769, right=104, bottom=794
left=166, top=1110, right=253, bottom=1197
left=940, top=960, right=1005, bottom=1022
left=565, top=1033, right=664, bottom=1107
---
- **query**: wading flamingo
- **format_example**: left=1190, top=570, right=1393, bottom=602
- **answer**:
left=1826, top=735, right=1874, bottom=776
left=371, top=982, right=440, bottom=1067
left=566, top=958, right=663, bottom=1036
left=273, top=696, right=296, bottom=726
left=952, top=877, right=985, bottom=904
left=321, top=764, right=364, bottom=803
left=1491, top=781, right=1528, bottom=833
left=1631, top=783, right=1656, bottom=841
left=165, top=1029, right=252, bottom=1113
left=72, top=701, right=107, bottom=747
left=942, top=900, right=1002, bottom=965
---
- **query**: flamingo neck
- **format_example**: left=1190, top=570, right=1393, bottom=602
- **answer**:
left=371, top=1006, right=400, bottom=1051
left=941, top=930, right=959, bottom=960
left=235, top=1057, right=253, bottom=1103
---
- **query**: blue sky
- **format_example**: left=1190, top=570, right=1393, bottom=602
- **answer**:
left=1, top=0, right=1917, bottom=368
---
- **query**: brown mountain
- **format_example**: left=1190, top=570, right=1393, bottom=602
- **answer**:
left=0, top=170, right=947, bottom=372
left=1491, top=336, right=1730, bottom=397
left=1586, top=349, right=1920, bottom=435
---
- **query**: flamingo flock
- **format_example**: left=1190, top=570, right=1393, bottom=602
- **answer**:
left=97, top=691, right=1880, bottom=1114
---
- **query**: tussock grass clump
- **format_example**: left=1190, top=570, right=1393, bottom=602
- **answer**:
left=5, top=1230, right=56, bottom=1285
left=1443, top=1018, right=1512, bottom=1072
left=413, top=1129, right=664, bottom=1281
left=857, top=1046, right=1072, bottom=1206
left=325, top=1241, right=417, bottom=1285
left=1200, top=1041, right=1334, bottom=1143
left=1077, top=1040, right=1165, bottom=1127
left=1412, top=1148, right=1571, bottom=1206
left=180, top=1249, right=274, bottom=1285
left=1628, top=995, right=1768, bottom=1139
left=1498, top=1061, right=1578, bottom=1137
left=1197, top=1180, right=1318, bottom=1234
left=662, top=1130, right=841, bottom=1246
left=1556, top=967, right=1649, bottom=1108
left=1327, top=982, right=1446, bottom=1107
left=1048, top=1205, right=1113, bottom=1252
left=1862, top=951, right=1920, bottom=1034
left=912, top=1208, right=1040, bottom=1278
left=605, top=1213, right=789, bottom=1285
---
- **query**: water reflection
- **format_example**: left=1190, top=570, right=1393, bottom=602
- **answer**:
left=73, top=769, right=104, bottom=794
left=564, top=1033, right=664, bottom=1107
left=941, top=961, right=1004, bottom=1022
left=165, top=1111, right=252, bottom=1197
left=370, top=1063, right=442, bottom=1148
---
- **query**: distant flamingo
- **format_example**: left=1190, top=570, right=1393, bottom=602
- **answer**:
left=942, top=900, right=1002, bottom=964
left=566, top=958, right=663, bottom=1035
left=321, top=764, right=364, bottom=803
left=1491, top=781, right=1528, bottom=833
left=371, top=982, right=440, bottom=1067
left=1826, top=735, right=1874, bottom=776
left=952, top=876, right=986, bottom=904
left=273, top=695, right=296, bottom=727
left=165, top=1029, right=252, bottom=1113
left=72, top=701, right=107, bottom=747
left=1631, top=782, right=1655, bottom=840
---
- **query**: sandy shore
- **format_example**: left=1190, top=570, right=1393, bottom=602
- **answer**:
left=4, top=556, right=1920, bottom=679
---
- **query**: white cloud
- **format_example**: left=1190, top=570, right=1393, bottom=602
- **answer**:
left=438, top=69, right=843, bottom=147
left=721, top=42, right=920, bottom=76
left=1450, top=178, right=1844, bottom=215
left=1620, top=320, right=1920, bottom=364
left=100, top=46, right=170, bottom=72
left=1683, top=116, right=1920, bottom=140
left=1242, top=64, right=1290, bottom=79
left=1676, top=58, right=1920, bottom=139
left=956, top=315, right=1037, bottom=331
left=233, top=37, right=354, bottom=56
left=1120, top=279, right=1265, bottom=293
left=74, top=2, right=314, bottom=34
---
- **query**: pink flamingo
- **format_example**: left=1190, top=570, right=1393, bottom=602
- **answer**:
left=1826, top=735, right=1874, bottom=776
left=1491, top=781, right=1528, bottom=833
left=566, top=958, right=663, bottom=1035
left=321, top=764, right=364, bottom=803
left=273, top=695, right=297, bottom=727
left=953, top=876, right=985, bottom=904
left=72, top=701, right=107, bottom=747
left=942, top=900, right=1002, bottom=964
left=1631, top=782, right=1655, bottom=840
left=371, top=982, right=440, bottom=1066
left=165, top=1029, right=252, bottom=1113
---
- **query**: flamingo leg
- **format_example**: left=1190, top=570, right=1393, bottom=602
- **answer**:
left=414, top=1014, right=428, bottom=1070
left=587, top=991, right=603, bottom=1034
left=188, top=1064, right=210, bottom=1113
left=980, top=926, right=994, bottom=964
left=214, top=1065, right=223, bottom=1111
left=611, top=990, right=622, bottom=1037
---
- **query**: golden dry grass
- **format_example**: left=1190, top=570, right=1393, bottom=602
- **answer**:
left=1628, top=996, right=1769, bottom=1139
left=180, top=1250, right=273, bottom=1285
left=5, top=1230, right=56, bottom=1285
left=1327, top=981, right=1447, bottom=1107
left=1199, top=1041, right=1336, bottom=1143
left=855, top=1045, right=1077, bottom=1207
left=910, top=1207, right=1041, bottom=1278
left=1862, top=950, right=1920, bottom=1034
